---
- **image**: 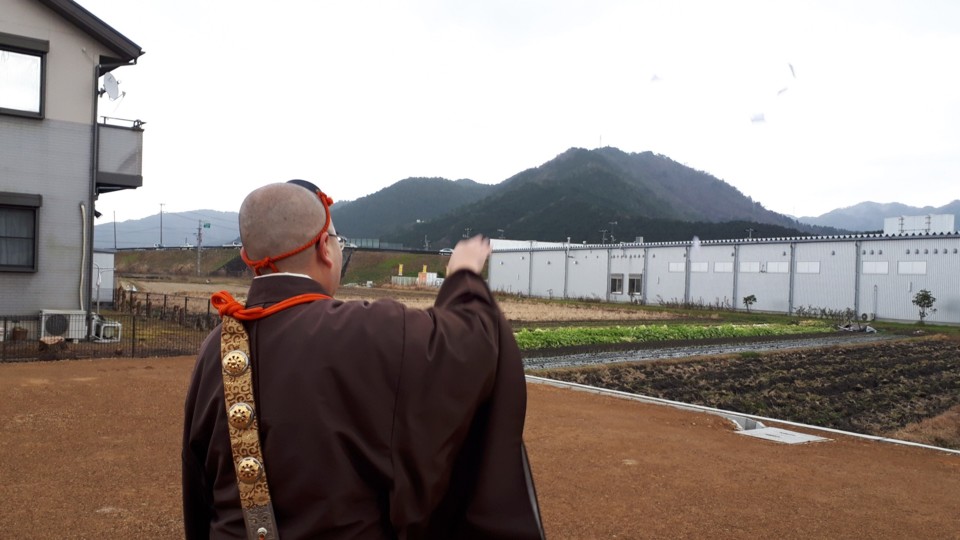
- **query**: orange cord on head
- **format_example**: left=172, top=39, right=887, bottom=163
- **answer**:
left=211, top=291, right=330, bottom=321
left=241, top=188, right=335, bottom=276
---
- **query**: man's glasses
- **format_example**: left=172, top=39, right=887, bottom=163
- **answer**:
left=328, top=232, right=348, bottom=250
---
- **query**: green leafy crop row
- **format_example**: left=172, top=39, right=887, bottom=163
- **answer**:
left=514, top=322, right=833, bottom=350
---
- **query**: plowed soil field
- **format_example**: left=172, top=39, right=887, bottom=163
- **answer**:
left=539, top=336, right=960, bottom=449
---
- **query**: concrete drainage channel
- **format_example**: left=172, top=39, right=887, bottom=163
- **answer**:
left=527, top=375, right=960, bottom=454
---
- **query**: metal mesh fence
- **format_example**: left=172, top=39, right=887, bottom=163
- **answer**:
left=1, top=291, right=221, bottom=362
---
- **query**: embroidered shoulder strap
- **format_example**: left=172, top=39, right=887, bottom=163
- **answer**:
left=220, top=315, right=280, bottom=540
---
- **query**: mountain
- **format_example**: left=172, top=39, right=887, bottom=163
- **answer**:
left=798, top=200, right=960, bottom=232
left=94, top=210, right=240, bottom=250
left=382, top=147, right=844, bottom=247
left=329, top=177, right=495, bottom=238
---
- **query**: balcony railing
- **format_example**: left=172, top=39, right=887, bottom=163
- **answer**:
left=97, top=117, right=144, bottom=194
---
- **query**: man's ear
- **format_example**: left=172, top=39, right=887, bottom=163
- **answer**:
left=315, top=233, right=335, bottom=269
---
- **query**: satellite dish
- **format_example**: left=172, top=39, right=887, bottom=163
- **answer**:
left=102, top=73, right=121, bottom=100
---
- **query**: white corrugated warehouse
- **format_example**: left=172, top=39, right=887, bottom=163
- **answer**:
left=489, top=232, right=960, bottom=325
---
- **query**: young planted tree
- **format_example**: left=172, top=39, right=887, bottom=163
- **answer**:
left=912, top=289, right=937, bottom=323
left=742, top=294, right=756, bottom=312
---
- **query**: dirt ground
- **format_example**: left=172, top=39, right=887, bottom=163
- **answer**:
left=3, top=356, right=959, bottom=539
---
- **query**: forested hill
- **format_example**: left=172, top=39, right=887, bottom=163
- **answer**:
left=381, top=147, right=843, bottom=248
left=98, top=147, right=848, bottom=249
left=329, top=177, right=495, bottom=238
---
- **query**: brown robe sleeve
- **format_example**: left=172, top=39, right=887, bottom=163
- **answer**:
left=390, top=270, right=544, bottom=539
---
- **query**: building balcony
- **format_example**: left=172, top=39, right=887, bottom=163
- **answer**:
left=96, top=118, right=144, bottom=194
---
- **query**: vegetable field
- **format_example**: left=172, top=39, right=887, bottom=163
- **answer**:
left=514, top=321, right=832, bottom=350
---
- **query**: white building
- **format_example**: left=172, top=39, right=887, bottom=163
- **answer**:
left=883, top=214, right=955, bottom=236
left=489, top=233, right=960, bottom=324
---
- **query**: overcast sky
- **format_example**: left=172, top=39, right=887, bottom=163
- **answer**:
left=79, top=0, right=960, bottom=223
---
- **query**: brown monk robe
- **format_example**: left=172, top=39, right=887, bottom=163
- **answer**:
left=182, top=182, right=543, bottom=539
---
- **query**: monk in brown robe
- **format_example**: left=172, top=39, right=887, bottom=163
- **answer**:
left=182, top=181, right=544, bottom=539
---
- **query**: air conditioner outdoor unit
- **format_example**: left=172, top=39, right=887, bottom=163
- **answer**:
left=40, top=309, right=88, bottom=341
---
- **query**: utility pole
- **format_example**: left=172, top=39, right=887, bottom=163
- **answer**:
left=463, top=227, right=472, bottom=239
left=608, top=221, right=618, bottom=244
left=196, top=220, right=209, bottom=276
left=745, top=227, right=755, bottom=240
left=599, top=229, right=609, bottom=243
left=497, top=228, right=505, bottom=239
left=159, top=203, right=165, bottom=247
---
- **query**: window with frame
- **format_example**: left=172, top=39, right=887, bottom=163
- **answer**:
left=610, top=274, right=624, bottom=294
left=0, top=193, right=41, bottom=272
left=0, top=33, right=48, bottom=118
left=766, top=261, right=789, bottom=273
left=862, top=261, right=888, bottom=275
left=898, top=261, right=926, bottom=275
left=628, top=274, right=642, bottom=295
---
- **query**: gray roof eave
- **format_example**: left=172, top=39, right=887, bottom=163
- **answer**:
left=37, top=0, right=144, bottom=64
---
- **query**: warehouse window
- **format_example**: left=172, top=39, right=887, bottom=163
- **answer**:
left=797, top=261, right=821, bottom=274
left=863, top=261, right=888, bottom=274
left=740, top=261, right=760, bottom=273
left=690, top=262, right=708, bottom=272
left=610, top=274, right=624, bottom=294
left=714, top=262, right=733, bottom=273
left=0, top=33, right=48, bottom=118
left=898, top=261, right=926, bottom=275
left=767, top=261, right=789, bottom=273
left=628, top=274, right=642, bottom=295
left=0, top=192, right=42, bottom=272
left=668, top=262, right=685, bottom=272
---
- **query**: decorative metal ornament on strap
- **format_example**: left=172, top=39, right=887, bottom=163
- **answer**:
left=220, top=316, right=280, bottom=540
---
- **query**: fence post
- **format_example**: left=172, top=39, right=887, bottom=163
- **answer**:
left=132, top=315, right=137, bottom=358
left=1, top=317, right=7, bottom=363
left=163, top=294, right=168, bottom=320
left=207, top=299, right=211, bottom=318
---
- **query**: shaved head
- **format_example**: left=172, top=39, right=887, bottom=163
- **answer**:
left=239, top=183, right=328, bottom=272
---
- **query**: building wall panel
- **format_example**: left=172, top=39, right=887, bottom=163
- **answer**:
left=608, top=247, right=645, bottom=303
left=1, top=117, right=91, bottom=314
left=566, top=248, right=608, bottom=300
left=529, top=250, right=566, bottom=299
left=859, top=238, right=960, bottom=323
left=736, top=244, right=791, bottom=312
left=688, top=245, right=736, bottom=308
left=793, top=241, right=858, bottom=312
left=489, top=251, right=529, bottom=295
left=644, top=246, right=686, bottom=305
